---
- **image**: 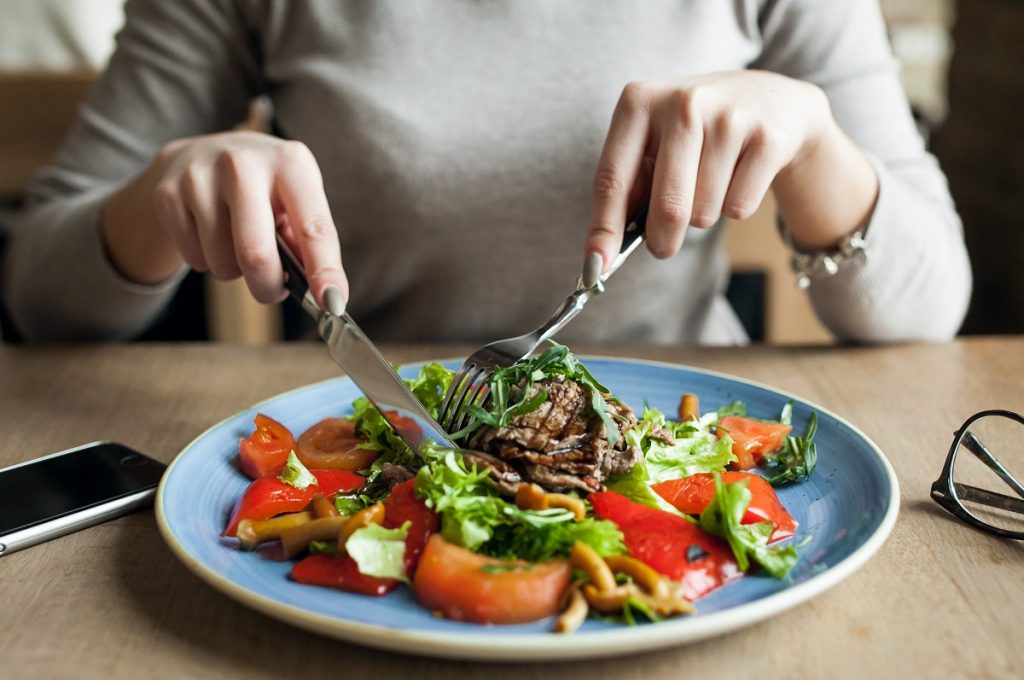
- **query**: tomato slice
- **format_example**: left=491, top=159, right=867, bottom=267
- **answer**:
left=239, top=414, right=297, bottom=480
left=291, top=554, right=397, bottom=596
left=222, top=469, right=365, bottom=537
left=413, top=535, right=571, bottom=624
left=589, top=490, right=741, bottom=600
left=381, top=479, right=439, bottom=574
left=717, top=416, right=791, bottom=469
left=652, top=472, right=798, bottom=542
left=296, top=417, right=379, bottom=471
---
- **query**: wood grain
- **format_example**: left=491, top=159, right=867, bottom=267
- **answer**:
left=1, top=339, right=1021, bottom=679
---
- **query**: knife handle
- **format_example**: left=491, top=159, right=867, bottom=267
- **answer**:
left=277, top=236, right=321, bottom=319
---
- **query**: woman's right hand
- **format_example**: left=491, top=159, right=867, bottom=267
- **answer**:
left=102, top=130, right=347, bottom=307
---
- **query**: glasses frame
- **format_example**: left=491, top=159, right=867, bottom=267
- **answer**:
left=930, top=409, right=1024, bottom=540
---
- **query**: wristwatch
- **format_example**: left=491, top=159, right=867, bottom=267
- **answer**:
left=781, top=225, right=868, bottom=290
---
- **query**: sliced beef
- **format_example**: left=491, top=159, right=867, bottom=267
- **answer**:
left=459, top=449, right=523, bottom=496
left=465, top=378, right=643, bottom=493
left=379, top=462, right=416, bottom=488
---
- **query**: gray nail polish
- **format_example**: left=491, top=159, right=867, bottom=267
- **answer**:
left=582, top=252, right=603, bottom=289
left=323, top=286, right=347, bottom=317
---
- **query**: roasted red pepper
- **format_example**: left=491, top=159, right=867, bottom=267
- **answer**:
left=291, top=554, right=398, bottom=596
left=288, top=479, right=438, bottom=596
left=222, top=468, right=365, bottom=537
left=589, top=490, right=742, bottom=600
left=652, top=472, right=798, bottom=542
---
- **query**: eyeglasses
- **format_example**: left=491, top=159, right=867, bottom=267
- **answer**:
left=930, top=409, right=1024, bottom=539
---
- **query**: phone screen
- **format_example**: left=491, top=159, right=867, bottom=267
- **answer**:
left=0, top=443, right=166, bottom=536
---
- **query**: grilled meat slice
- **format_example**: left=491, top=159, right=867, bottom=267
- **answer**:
left=459, top=449, right=524, bottom=496
left=466, top=378, right=643, bottom=493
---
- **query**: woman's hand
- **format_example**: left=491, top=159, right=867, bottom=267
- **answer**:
left=585, top=71, right=877, bottom=267
left=102, top=131, right=347, bottom=307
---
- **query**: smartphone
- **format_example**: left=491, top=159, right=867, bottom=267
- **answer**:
left=0, top=441, right=166, bottom=557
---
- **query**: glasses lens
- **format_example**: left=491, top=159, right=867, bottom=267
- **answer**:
left=951, top=414, right=1024, bottom=533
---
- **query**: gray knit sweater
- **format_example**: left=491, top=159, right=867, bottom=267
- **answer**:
left=1, top=0, right=971, bottom=343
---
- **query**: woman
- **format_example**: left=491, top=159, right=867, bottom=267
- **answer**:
left=1, top=1, right=970, bottom=343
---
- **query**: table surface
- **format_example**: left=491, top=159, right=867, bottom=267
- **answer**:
left=1, top=339, right=1021, bottom=678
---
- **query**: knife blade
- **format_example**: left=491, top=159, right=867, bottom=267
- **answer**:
left=276, top=238, right=456, bottom=456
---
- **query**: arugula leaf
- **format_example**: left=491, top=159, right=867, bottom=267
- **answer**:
left=346, top=522, right=411, bottom=582
left=761, top=411, right=818, bottom=486
left=452, top=342, right=621, bottom=445
left=334, top=493, right=375, bottom=516
left=698, top=472, right=798, bottom=578
left=414, top=450, right=625, bottom=561
left=277, top=451, right=316, bottom=489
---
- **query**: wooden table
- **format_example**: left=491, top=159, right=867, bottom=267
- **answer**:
left=1, top=339, right=1021, bottom=678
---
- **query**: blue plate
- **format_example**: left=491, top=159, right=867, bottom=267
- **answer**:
left=156, top=357, right=898, bottom=661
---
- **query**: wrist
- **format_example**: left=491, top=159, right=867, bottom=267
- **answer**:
left=774, top=115, right=878, bottom=251
left=101, top=161, right=186, bottom=285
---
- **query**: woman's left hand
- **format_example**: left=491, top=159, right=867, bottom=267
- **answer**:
left=584, top=70, right=872, bottom=266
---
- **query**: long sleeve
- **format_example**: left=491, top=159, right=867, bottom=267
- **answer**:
left=753, top=0, right=972, bottom=341
left=1, top=0, right=260, bottom=341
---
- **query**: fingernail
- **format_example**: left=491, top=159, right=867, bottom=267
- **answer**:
left=582, top=252, right=604, bottom=288
left=323, top=285, right=347, bottom=317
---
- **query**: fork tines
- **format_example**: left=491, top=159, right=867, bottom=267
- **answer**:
left=439, top=362, right=493, bottom=439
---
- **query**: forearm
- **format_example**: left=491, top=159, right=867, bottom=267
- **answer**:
left=773, top=115, right=879, bottom=250
left=1, top=187, right=187, bottom=341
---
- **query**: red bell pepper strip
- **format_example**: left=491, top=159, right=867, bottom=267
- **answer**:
left=291, top=554, right=397, bottom=596
left=288, top=479, right=438, bottom=596
left=652, top=472, right=798, bottom=542
left=222, top=468, right=365, bottom=537
left=589, top=490, right=742, bottom=601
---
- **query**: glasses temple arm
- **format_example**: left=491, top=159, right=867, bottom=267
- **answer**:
left=962, top=431, right=1024, bottom=499
left=951, top=482, right=1024, bottom=516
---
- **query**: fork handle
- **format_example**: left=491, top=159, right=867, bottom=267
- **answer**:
left=603, top=203, right=649, bottom=282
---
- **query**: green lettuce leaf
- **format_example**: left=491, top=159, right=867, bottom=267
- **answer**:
left=605, top=460, right=689, bottom=518
left=348, top=362, right=456, bottom=487
left=346, top=521, right=411, bottom=582
left=277, top=451, right=316, bottom=489
left=403, top=362, right=454, bottom=420
left=625, top=407, right=736, bottom=484
left=414, top=450, right=624, bottom=561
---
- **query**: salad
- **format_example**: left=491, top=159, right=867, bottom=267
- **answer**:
left=221, top=344, right=817, bottom=632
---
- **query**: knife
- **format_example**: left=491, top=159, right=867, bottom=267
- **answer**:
left=276, top=238, right=456, bottom=456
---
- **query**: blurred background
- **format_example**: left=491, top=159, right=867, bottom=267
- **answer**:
left=0, top=0, right=1019, bottom=344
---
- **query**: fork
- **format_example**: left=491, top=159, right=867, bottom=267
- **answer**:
left=439, top=205, right=649, bottom=437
